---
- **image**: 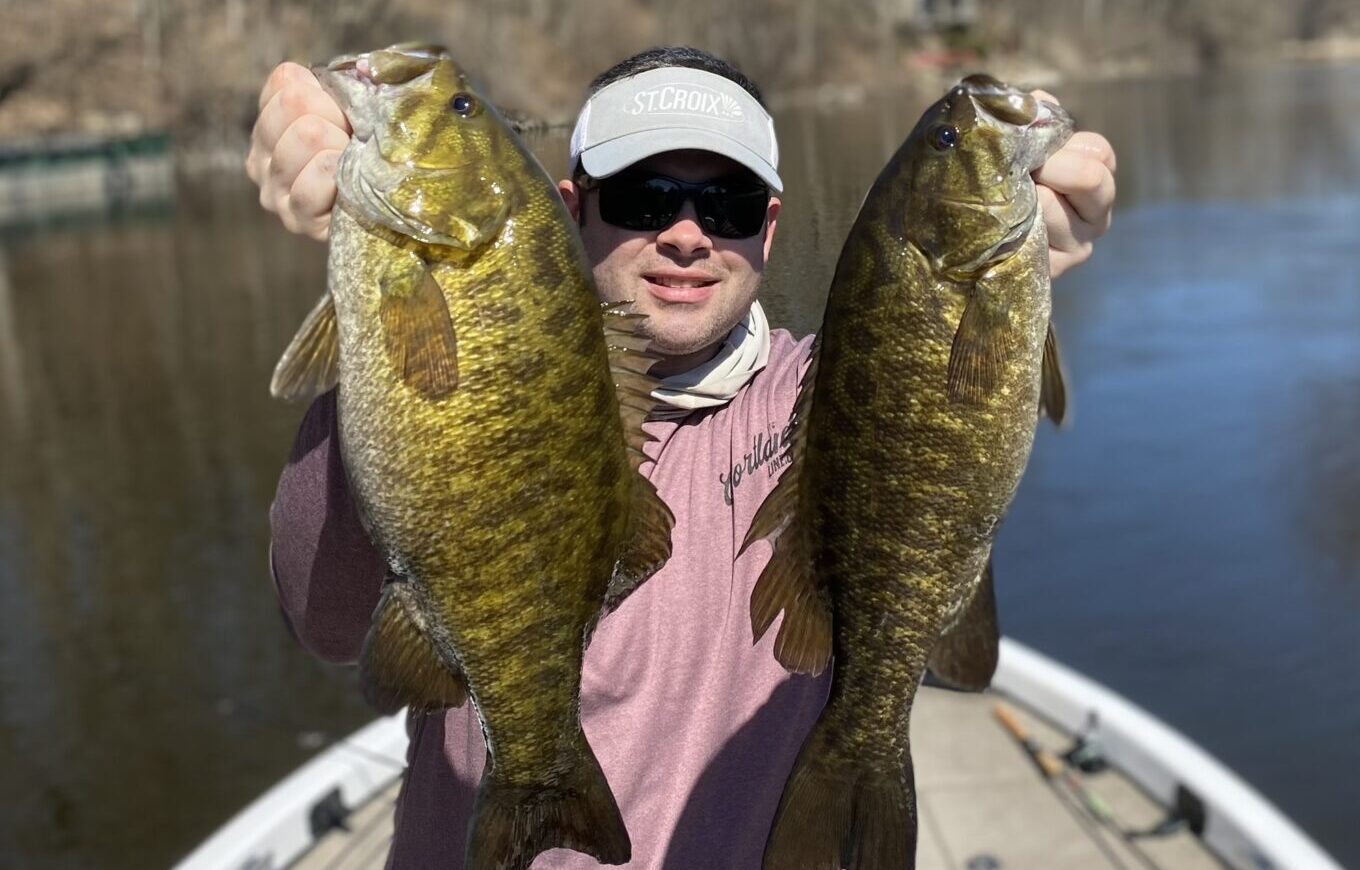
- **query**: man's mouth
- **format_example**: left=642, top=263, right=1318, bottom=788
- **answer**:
left=644, top=273, right=719, bottom=303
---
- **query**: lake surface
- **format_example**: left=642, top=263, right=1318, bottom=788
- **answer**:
left=1, top=63, right=1357, bottom=868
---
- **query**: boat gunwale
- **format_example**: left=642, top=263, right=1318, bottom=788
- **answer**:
left=170, top=638, right=1343, bottom=870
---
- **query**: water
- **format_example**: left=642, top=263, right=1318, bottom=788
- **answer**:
left=1, top=63, right=1357, bottom=868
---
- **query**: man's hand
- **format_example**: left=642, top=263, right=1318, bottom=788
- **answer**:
left=245, top=62, right=352, bottom=242
left=1031, top=91, right=1117, bottom=281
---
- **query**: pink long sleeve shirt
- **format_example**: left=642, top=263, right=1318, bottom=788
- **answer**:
left=269, top=329, right=829, bottom=869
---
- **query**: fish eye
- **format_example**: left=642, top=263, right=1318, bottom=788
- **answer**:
left=450, top=93, right=477, bottom=117
left=932, top=125, right=959, bottom=150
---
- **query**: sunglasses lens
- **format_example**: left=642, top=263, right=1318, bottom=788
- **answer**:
left=595, top=172, right=769, bottom=238
left=698, top=182, right=769, bottom=238
left=598, top=175, right=681, bottom=231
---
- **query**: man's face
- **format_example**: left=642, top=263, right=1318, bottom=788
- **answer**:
left=559, top=150, right=781, bottom=370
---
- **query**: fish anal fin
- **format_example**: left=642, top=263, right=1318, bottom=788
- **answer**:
left=745, top=341, right=831, bottom=676
left=1040, top=320, right=1070, bottom=427
left=380, top=268, right=459, bottom=399
left=271, top=293, right=340, bottom=402
left=360, top=581, right=468, bottom=714
left=947, top=291, right=1016, bottom=404
left=754, top=525, right=832, bottom=677
left=928, top=558, right=1000, bottom=691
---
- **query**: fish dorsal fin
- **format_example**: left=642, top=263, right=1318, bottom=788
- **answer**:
left=928, top=557, right=1000, bottom=690
left=600, top=302, right=660, bottom=465
left=1039, top=320, right=1070, bottom=427
left=380, top=266, right=460, bottom=399
left=271, top=292, right=340, bottom=402
left=599, top=302, right=675, bottom=612
left=360, top=580, right=469, bottom=714
left=741, top=340, right=832, bottom=676
left=947, top=288, right=1016, bottom=403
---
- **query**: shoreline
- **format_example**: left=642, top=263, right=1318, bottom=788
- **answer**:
left=6, top=49, right=1359, bottom=180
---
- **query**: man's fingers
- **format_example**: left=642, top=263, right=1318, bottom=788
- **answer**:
left=268, top=115, right=350, bottom=195
left=1038, top=186, right=1096, bottom=281
left=255, top=79, right=348, bottom=151
left=259, top=61, right=316, bottom=111
left=1039, top=186, right=1096, bottom=252
left=246, top=61, right=350, bottom=240
left=257, top=62, right=296, bottom=110
left=1065, top=130, right=1116, bottom=173
left=249, top=89, right=294, bottom=181
left=1033, top=147, right=1116, bottom=232
left=1020, top=97, right=1118, bottom=281
left=288, top=149, right=343, bottom=229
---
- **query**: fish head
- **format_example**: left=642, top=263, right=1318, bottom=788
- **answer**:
left=903, top=74, right=1074, bottom=278
left=317, top=44, right=525, bottom=250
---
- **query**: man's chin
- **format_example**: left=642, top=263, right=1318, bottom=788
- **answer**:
left=640, top=322, right=726, bottom=360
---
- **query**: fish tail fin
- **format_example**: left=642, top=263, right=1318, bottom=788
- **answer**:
left=763, top=724, right=916, bottom=870
left=467, top=732, right=629, bottom=870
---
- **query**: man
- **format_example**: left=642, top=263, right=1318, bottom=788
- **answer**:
left=249, top=46, right=1116, bottom=868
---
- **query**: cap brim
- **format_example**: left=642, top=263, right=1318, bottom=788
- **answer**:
left=580, top=128, right=783, bottom=193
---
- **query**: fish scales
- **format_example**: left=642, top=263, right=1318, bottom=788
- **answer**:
left=271, top=44, right=673, bottom=870
left=746, top=74, right=1073, bottom=869
left=331, top=200, right=620, bottom=781
left=810, top=209, right=1049, bottom=761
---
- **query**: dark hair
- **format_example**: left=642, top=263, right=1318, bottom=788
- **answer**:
left=588, top=46, right=765, bottom=107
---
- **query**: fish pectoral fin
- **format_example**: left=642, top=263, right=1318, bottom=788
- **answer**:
left=605, top=476, right=675, bottom=613
left=947, top=290, right=1017, bottom=403
left=1040, top=320, right=1070, bottom=427
left=270, top=292, right=340, bottom=401
left=928, top=558, right=1000, bottom=691
left=380, top=268, right=460, bottom=399
left=360, top=581, right=468, bottom=714
left=743, top=342, right=832, bottom=677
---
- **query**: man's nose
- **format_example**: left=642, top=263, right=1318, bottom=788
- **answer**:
left=656, top=199, right=711, bottom=258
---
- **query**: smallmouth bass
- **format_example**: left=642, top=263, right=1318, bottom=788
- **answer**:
left=269, top=44, right=673, bottom=870
left=744, top=74, right=1074, bottom=869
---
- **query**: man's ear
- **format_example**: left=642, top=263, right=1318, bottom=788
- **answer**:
left=558, top=179, right=582, bottom=221
left=762, top=197, right=782, bottom=266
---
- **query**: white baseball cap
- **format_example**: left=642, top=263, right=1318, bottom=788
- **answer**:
left=568, top=66, right=782, bottom=192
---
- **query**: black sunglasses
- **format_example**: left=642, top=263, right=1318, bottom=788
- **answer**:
left=579, top=169, right=771, bottom=239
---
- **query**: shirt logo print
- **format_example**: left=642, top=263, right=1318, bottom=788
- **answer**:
left=718, top=421, right=795, bottom=506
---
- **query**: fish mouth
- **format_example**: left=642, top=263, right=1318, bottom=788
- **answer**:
left=317, top=43, right=447, bottom=82
left=958, top=75, right=1075, bottom=176
left=958, top=73, right=1041, bottom=126
left=313, top=55, right=378, bottom=140
left=1028, top=98, right=1073, bottom=134
left=314, top=45, right=451, bottom=141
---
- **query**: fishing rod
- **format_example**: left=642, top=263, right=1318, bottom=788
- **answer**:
left=993, top=702, right=1163, bottom=870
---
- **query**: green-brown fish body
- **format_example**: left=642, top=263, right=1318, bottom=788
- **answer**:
left=270, top=45, right=671, bottom=870
left=745, top=74, right=1074, bottom=869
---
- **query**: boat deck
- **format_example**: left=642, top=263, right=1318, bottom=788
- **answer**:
left=293, top=686, right=1220, bottom=869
